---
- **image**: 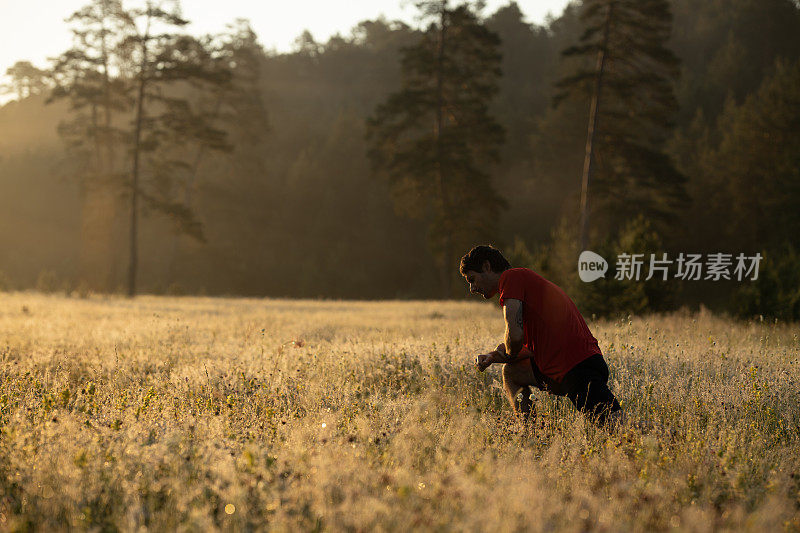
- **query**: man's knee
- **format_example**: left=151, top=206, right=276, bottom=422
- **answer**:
left=502, top=358, right=536, bottom=388
left=501, top=362, right=514, bottom=387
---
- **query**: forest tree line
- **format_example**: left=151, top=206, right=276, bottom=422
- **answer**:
left=1, top=0, right=799, bottom=318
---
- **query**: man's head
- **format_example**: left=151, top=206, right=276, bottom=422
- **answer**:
left=459, top=245, right=511, bottom=299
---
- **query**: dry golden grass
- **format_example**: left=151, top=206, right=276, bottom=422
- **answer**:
left=0, top=292, right=799, bottom=531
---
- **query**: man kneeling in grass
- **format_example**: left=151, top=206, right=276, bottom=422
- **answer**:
left=460, top=245, right=622, bottom=425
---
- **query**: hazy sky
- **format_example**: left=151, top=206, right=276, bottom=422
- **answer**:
left=1, top=0, right=571, bottom=94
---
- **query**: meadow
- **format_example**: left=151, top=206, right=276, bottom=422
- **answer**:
left=0, top=292, right=798, bottom=531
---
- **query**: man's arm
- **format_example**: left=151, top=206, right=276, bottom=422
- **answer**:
left=499, top=298, right=525, bottom=362
left=474, top=299, right=526, bottom=371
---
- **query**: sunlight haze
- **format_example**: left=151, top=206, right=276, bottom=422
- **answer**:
left=0, top=0, right=572, bottom=103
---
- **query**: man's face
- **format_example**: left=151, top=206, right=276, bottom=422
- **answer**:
left=463, top=265, right=496, bottom=299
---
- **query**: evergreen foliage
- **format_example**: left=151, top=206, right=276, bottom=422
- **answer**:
left=0, top=0, right=798, bottom=309
left=703, top=59, right=800, bottom=251
left=553, top=0, right=688, bottom=241
left=368, top=1, right=505, bottom=296
left=48, top=0, right=234, bottom=294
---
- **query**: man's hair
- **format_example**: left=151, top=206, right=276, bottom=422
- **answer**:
left=459, top=245, right=511, bottom=275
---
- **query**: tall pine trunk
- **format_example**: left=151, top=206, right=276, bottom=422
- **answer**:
left=100, top=11, right=122, bottom=290
left=578, top=1, right=613, bottom=252
left=128, top=20, right=149, bottom=297
left=435, top=2, right=453, bottom=298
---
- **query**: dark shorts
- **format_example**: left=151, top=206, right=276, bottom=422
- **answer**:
left=530, top=354, right=621, bottom=422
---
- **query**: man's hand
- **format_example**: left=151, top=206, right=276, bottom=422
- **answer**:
left=489, top=342, right=517, bottom=364
left=492, top=342, right=533, bottom=364
left=475, top=352, right=498, bottom=372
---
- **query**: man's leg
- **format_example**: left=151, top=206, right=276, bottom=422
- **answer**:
left=568, top=380, right=621, bottom=424
left=564, top=355, right=622, bottom=425
left=502, top=359, right=538, bottom=418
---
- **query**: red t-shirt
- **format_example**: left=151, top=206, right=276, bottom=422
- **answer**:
left=498, top=268, right=601, bottom=382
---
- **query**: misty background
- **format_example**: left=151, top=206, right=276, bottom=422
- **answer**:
left=1, top=0, right=799, bottom=319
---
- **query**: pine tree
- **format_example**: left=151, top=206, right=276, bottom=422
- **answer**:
left=708, top=59, right=800, bottom=250
left=368, top=1, right=505, bottom=297
left=49, top=0, right=131, bottom=290
left=49, top=0, right=232, bottom=295
left=555, top=0, right=688, bottom=248
left=164, top=20, right=270, bottom=283
left=119, top=1, right=233, bottom=295
left=3, top=61, right=49, bottom=99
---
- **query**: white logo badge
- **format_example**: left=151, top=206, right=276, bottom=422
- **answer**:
left=578, top=250, right=608, bottom=282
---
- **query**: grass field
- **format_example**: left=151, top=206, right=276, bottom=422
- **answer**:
left=0, top=292, right=799, bottom=531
